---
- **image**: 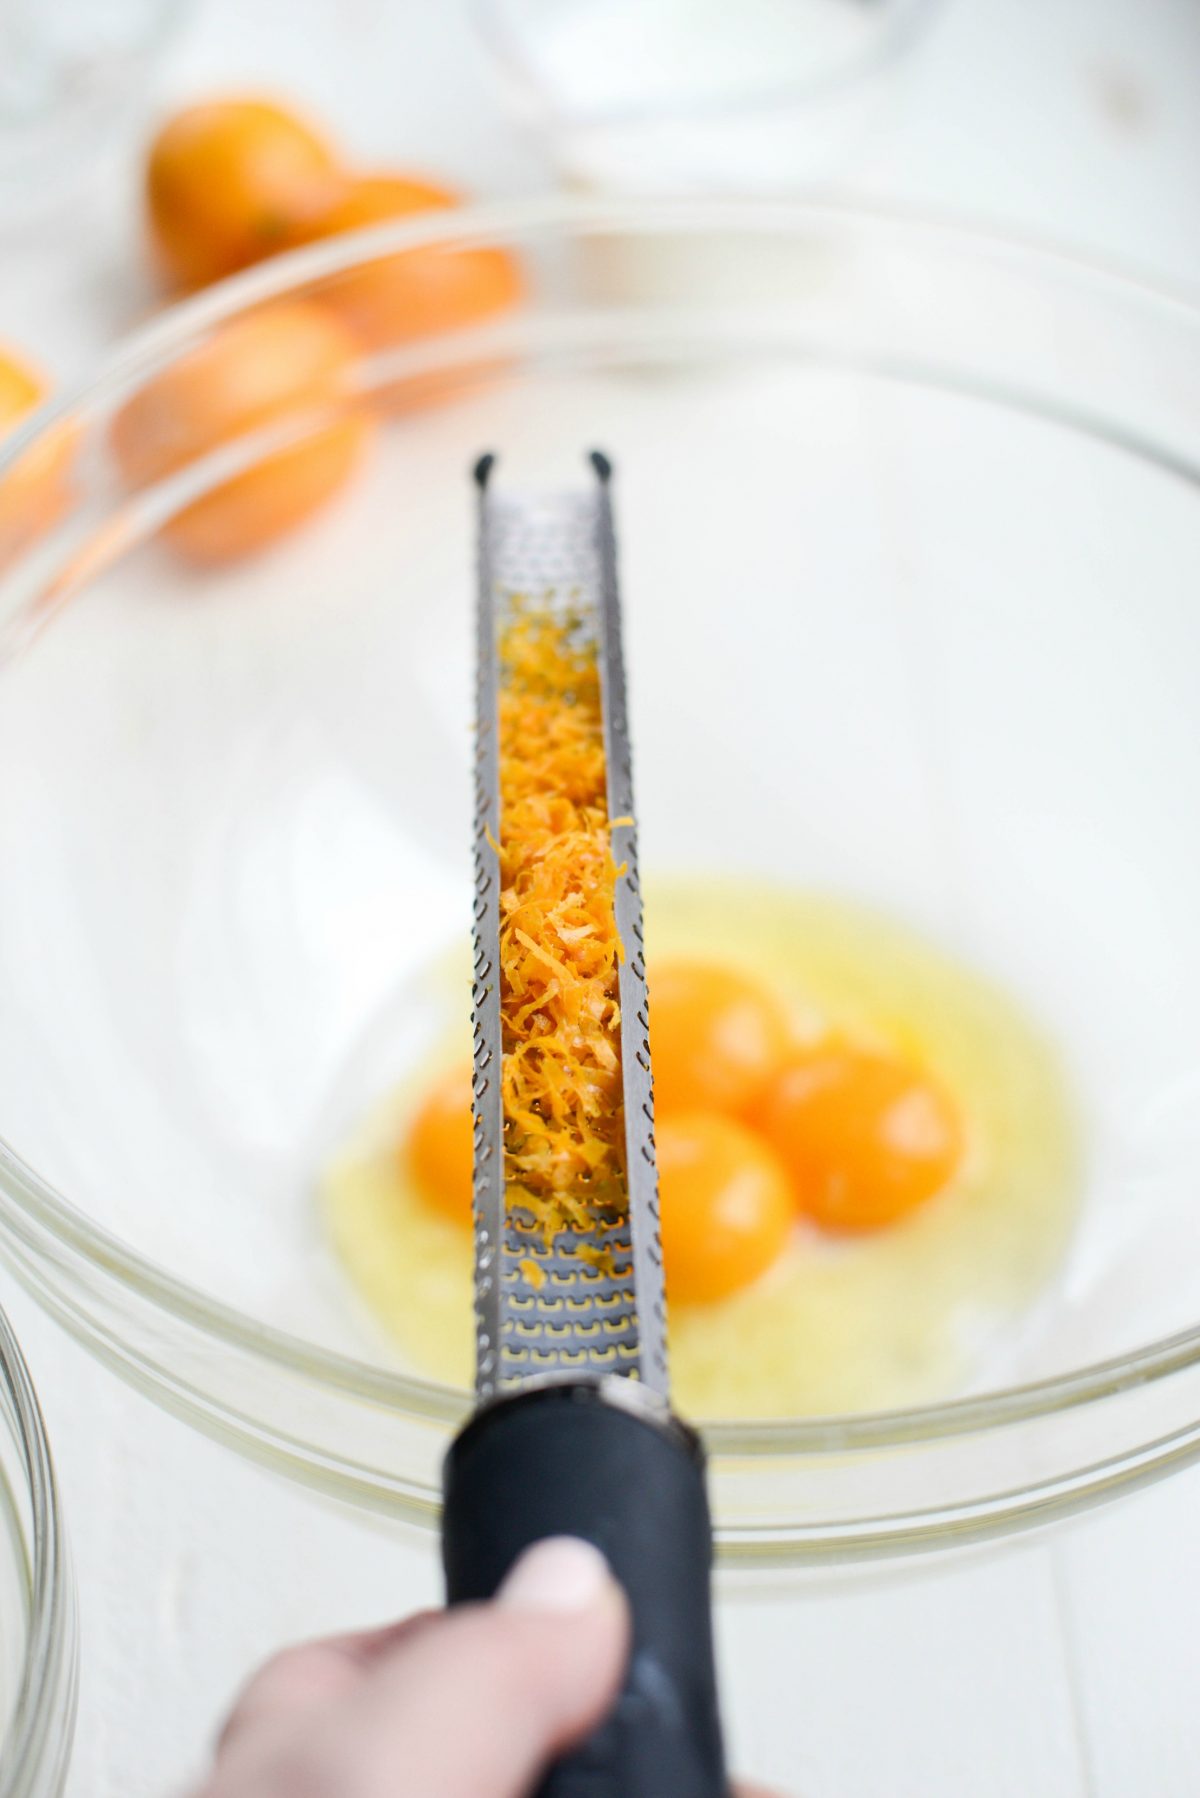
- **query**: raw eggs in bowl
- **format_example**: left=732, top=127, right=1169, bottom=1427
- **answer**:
left=323, top=881, right=1078, bottom=1420
left=1, top=199, right=1199, bottom=1561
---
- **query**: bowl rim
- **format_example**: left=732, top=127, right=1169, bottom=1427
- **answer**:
left=3, top=188, right=1199, bottom=478
left=2, top=192, right=1200, bottom=1467
left=0, top=1301, right=76, bottom=1798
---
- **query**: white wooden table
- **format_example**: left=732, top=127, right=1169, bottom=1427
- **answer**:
left=3, top=1, right=1199, bottom=1792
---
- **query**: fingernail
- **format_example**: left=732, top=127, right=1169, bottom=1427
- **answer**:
left=498, top=1537, right=614, bottom=1615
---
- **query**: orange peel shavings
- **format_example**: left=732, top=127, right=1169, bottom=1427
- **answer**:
left=497, top=605, right=626, bottom=1241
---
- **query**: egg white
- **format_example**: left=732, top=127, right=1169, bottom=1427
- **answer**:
left=320, top=879, right=1080, bottom=1418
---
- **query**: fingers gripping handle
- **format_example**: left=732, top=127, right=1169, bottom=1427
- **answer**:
left=442, top=1381, right=729, bottom=1798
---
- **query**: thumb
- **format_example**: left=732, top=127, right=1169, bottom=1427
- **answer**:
left=320, top=1536, right=630, bottom=1798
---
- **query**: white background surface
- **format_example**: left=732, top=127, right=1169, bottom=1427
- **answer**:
left=2, top=1, right=1200, bottom=1793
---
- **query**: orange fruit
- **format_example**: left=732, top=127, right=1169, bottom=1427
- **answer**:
left=756, top=1043, right=964, bottom=1233
left=110, top=299, right=373, bottom=563
left=657, top=1112, right=794, bottom=1305
left=405, top=1063, right=474, bottom=1226
left=146, top=96, right=344, bottom=290
left=0, top=346, right=76, bottom=561
left=285, top=172, right=523, bottom=350
left=648, top=960, right=792, bottom=1121
left=0, top=351, right=45, bottom=439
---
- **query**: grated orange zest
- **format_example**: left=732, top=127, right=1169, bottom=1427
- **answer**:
left=496, top=605, right=626, bottom=1241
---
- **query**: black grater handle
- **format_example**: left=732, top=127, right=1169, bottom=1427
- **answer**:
left=442, top=1380, right=729, bottom=1798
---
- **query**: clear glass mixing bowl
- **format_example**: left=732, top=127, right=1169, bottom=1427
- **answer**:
left=0, top=1304, right=76, bottom=1797
left=1, top=198, right=1199, bottom=1563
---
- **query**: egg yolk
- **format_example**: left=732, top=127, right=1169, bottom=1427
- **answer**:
left=656, top=1112, right=794, bottom=1304
left=405, top=1063, right=473, bottom=1225
left=757, top=1044, right=963, bottom=1232
left=405, top=981, right=961, bottom=1278
left=648, top=960, right=791, bottom=1120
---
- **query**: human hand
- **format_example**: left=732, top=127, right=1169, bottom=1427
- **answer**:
left=193, top=1535, right=781, bottom=1797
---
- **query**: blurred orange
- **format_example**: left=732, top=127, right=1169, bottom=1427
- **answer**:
left=285, top=173, right=523, bottom=349
left=146, top=96, right=344, bottom=290
left=0, top=346, right=76, bottom=560
left=110, top=300, right=373, bottom=563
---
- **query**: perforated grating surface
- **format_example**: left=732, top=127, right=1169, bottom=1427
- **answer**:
left=470, top=456, right=667, bottom=1401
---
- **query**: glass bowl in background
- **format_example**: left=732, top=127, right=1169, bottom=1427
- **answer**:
left=0, top=199, right=1199, bottom=1563
left=0, top=1305, right=76, bottom=1798
left=471, top=0, right=946, bottom=191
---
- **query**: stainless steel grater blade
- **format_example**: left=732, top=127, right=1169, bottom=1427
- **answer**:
left=447, top=452, right=727, bottom=1798
left=470, top=451, right=668, bottom=1404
